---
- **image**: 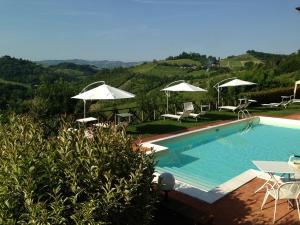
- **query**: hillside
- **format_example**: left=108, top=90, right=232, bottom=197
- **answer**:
left=37, top=59, right=143, bottom=69
left=0, top=50, right=299, bottom=117
left=220, top=53, right=263, bottom=68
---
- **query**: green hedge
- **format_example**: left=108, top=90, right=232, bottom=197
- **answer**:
left=0, top=115, right=157, bottom=224
left=243, top=87, right=294, bottom=104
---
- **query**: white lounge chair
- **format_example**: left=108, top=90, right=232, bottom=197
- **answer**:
left=261, top=182, right=300, bottom=223
left=261, top=102, right=284, bottom=108
left=219, top=105, right=240, bottom=112
left=177, top=103, right=208, bottom=121
left=219, top=99, right=245, bottom=112
left=177, top=111, right=206, bottom=121
left=161, top=110, right=191, bottom=122
left=262, top=96, right=293, bottom=109
left=219, top=99, right=253, bottom=113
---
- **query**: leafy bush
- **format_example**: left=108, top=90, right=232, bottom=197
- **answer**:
left=0, top=115, right=157, bottom=224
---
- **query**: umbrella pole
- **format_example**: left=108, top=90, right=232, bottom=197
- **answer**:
left=217, top=85, right=220, bottom=108
left=84, top=100, right=86, bottom=118
left=166, top=91, right=169, bottom=113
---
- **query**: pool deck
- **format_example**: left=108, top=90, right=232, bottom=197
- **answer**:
left=168, top=178, right=300, bottom=225
left=147, top=113, right=300, bottom=224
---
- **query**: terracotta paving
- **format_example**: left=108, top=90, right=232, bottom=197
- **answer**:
left=168, top=178, right=300, bottom=225
left=148, top=113, right=300, bottom=224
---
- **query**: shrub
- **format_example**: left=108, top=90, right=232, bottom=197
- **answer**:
left=242, top=87, right=294, bottom=104
left=0, top=115, right=157, bottom=224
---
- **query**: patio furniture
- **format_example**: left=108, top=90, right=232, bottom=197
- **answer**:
left=261, top=181, right=300, bottom=223
left=116, top=112, right=133, bottom=124
left=161, top=80, right=207, bottom=113
left=76, top=117, right=97, bottom=123
left=177, top=103, right=208, bottom=121
left=183, top=102, right=194, bottom=111
left=177, top=111, right=206, bottom=121
left=76, top=117, right=98, bottom=128
left=219, top=99, right=255, bottom=115
left=214, top=78, right=256, bottom=108
left=161, top=110, right=191, bottom=122
left=261, top=96, right=293, bottom=108
left=219, top=104, right=242, bottom=113
left=93, top=122, right=111, bottom=128
left=252, top=160, right=297, bottom=193
left=72, top=81, right=135, bottom=118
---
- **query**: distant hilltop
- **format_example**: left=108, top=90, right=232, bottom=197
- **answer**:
left=36, top=59, right=144, bottom=69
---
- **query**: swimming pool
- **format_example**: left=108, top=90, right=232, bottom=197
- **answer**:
left=151, top=117, right=300, bottom=202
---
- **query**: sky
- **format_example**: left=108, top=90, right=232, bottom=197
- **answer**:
left=0, top=0, right=299, bottom=61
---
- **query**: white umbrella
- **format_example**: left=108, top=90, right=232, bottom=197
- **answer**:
left=72, top=84, right=135, bottom=100
left=161, top=81, right=207, bottom=113
left=215, top=78, right=256, bottom=107
left=72, top=81, right=135, bottom=118
left=219, top=79, right=256, bottom=88
left=161, top=82, right=207, bottom=92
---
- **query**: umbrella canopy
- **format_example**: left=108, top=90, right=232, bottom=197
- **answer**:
left=72, top=84, right=135, bottom=100
left=161, top=81, right=207, bottom=113
left=219, top=79, right=256, bottom=88
left=72, top=82, right=135, bottom=118
left=161, top=82, right=207, bottom=92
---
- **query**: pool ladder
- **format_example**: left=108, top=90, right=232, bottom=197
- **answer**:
left=241, top=121, right=253, bottom=134
left=237, top=109, right=251, bottom=120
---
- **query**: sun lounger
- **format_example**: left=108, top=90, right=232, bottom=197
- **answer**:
left=293, top=99, right=300, bottom=103
left=219, top=105, right=240, bottom=112
left=262, top=96, right=292, bottom=109
left=219, top=99, right=255, bottom=113
left=177, top=111, right=206, bottom=121
left=177, top=103, right=208, bottom=121
left=261, top=102, right=283, bottom=108
left=161, top=110, right=191, bottom=122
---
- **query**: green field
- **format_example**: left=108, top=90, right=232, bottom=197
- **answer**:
left=220, top=53, right=262, bottom=68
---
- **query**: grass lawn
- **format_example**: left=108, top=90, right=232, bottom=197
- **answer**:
left=127, top=104, right=300, bottom=137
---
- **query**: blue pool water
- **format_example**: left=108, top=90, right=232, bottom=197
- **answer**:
left=154, top=120, right=300, bottom=191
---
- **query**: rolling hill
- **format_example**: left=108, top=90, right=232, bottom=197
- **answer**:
left=36, top=59, right=143, bottom=69
left=220, top=53, right=263, bottom=68
left=0, top=50, right=299, bottom=116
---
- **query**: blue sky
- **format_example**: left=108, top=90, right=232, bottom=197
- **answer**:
left=0, top=0, right=299, bottom=61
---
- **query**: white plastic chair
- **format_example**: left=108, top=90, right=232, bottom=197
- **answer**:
left=261, top=182, right=300, bottom=223
left=183, top=102, right=194, bottom=112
